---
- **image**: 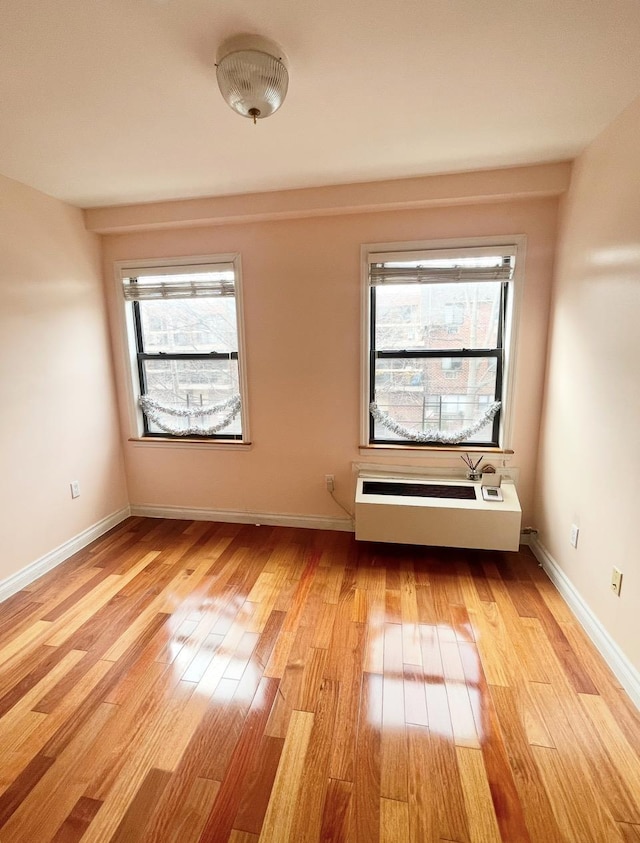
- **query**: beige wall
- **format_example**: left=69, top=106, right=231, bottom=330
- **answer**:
left=102, top=192, right=559, bottom=525
left=535, top=96, right=640, bottom=670
left=0, top=175, right=128, bottom=582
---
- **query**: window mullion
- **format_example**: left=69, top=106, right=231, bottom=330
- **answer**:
left=369, top=287, right=377, bottom=443
left=492, top=282, right=507, bottom=443
left=138, top=351, right=239, bottom=361
left=375, top=349, right=500, bottom=359
left=132, top=300, right=150, bottom=435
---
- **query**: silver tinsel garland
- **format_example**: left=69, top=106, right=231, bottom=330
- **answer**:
left=139, top=394, right=241, bottom=436
left=370, top=400, right=501, bottom=444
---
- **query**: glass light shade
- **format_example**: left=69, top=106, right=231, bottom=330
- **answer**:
left=216, top=49, right=288, bottom=120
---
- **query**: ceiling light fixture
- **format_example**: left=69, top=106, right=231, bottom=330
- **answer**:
left=216, top=34, right=289, bottom=124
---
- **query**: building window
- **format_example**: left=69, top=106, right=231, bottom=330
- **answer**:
left=120, top=256, right=247, bottom=440
left=441, top=357, right=463, bottom=371
left=364, top=242, right=518, bottom=448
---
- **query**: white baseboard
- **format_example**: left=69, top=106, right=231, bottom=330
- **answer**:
left=130, top=504, right=353, bottom=533
left=0, top=506, right=131, bottom=605
left=529, top=535, right=640, bottom=710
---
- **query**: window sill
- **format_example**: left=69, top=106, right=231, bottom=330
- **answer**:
left=128, top=437, right=252, bottom=451
left=359, top=445, right=514, bottom=458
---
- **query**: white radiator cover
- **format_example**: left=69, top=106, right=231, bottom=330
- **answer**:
left=354, top=476, right=522, bottom=551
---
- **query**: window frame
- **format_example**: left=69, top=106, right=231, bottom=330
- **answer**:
left=360, top=236, right=525, bottom=452
left=116, top=254, right=250, bottom=444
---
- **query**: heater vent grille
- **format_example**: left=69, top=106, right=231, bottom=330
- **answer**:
left=361, top=481, right=476, bottom=500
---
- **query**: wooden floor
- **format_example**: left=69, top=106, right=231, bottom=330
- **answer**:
left=0, top=518, right=639, bottom=843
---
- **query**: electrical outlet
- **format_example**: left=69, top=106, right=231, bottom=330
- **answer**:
left=570, top=524, right=579, bottom=548
left=325, top=474, right=335, bottom=492
left=70, top=480, right=80, bottom=499
left=611, top=567, right=623, bottom=596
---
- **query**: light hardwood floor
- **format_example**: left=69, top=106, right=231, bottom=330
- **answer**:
left=0, top=517, right=638, bottom=842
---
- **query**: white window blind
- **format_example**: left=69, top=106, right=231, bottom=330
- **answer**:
left=122, top=263, right=236, bottom=301
left=369, top=248, right=515, bottom=286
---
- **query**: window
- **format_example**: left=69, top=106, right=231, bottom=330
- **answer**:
left=120, top=256, right=247, bottom=440
left=441, top=358, right=463, bottom=371
left=364, top=242, right=519, bottom=448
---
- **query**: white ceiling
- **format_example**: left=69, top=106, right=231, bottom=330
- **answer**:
left=2, top=0, right=640, bottom=208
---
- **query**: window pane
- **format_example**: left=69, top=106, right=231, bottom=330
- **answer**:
left=138, top=298, right=238, bottom=354
left=374, top=282, right=501, bottom=351
left=142, top=358, right=241, bottom=435
left=373, top=357, right=497, bottom=443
